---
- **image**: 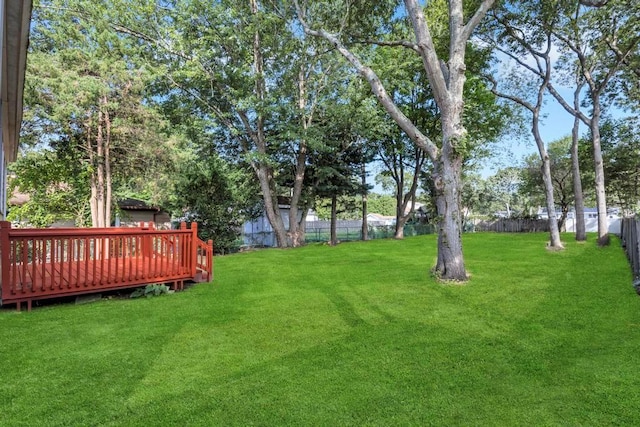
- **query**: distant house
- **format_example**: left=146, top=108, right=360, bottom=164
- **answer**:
left=116, top=198, right=171, bottom=229
left=537, top=206, right=622, bottom=234
left=306, top=210, right=319, bottom=221
left=366, top=213, right=396, bottom=226
left=6, top=189, right=75, bottom=228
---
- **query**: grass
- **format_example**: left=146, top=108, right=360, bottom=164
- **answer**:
left=1, top=232, right=639, bottom=426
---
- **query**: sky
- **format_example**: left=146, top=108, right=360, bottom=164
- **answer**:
left=482, top=85, right=631, bottom=179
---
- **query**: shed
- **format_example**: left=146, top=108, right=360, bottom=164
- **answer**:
left=117, top=198, right=172, bottom=229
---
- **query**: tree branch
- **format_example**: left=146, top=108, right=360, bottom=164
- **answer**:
left=294, top=0, right=439, bottom=161
left=404, top=0, right=448, bottom=101
left=462, top=0, right=497, bottom=42
left=358, top=39, right=419, bottom=53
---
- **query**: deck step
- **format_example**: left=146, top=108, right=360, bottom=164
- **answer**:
left=192, top=268, right=212, bottom=283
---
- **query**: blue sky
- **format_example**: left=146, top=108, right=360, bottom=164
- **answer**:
left=483, top=86, right=630, bottom=179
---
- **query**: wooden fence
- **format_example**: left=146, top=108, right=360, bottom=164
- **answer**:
left=0, top=221, right=213, bottom=311
left=620, top=217, right=640, bottom=289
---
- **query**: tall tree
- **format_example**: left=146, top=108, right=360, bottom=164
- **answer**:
left=107, top=0, right=342, bottom=248
left=295, top=0, right=496, bottom=280
left=483, top=167, right=525, bottom=218
left=547, top=0, right=640, bottom=245
left=172, top=152, right=260, bottom=253
left=309, top=103, right=370, bottom=246
left=570, top=80, right=587, bottom=240
left=24, top=0, right=176, bottom=227
left=484, top=2, right=564, bottom=249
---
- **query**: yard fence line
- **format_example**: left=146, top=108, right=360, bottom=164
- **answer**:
left=241, top=223, right=435, bottom=248
left=620, top=217, right=640, bottom=291
left=241, top=219, right=550, bottom=248
left=472, top=219, right=550, bottom=233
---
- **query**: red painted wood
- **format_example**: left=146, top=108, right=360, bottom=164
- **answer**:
left=0, top=221, right=214, bottom=311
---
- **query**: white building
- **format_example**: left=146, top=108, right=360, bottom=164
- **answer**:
left=537, top=206, right=622, bottom=234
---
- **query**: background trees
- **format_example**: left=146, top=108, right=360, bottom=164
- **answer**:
left=520, top=138, right=574, bottom=230
left=12, top=1, right=640, bottom=267
left=22, top=0, right=179, bottom=227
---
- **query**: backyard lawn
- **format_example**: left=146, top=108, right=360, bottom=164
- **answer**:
left=1, top=233, right=639, bottom=425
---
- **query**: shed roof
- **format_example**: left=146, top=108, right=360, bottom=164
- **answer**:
left=118, top=198, right=162, bottom=212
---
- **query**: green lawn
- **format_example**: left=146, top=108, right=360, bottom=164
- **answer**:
left=1, top=233, right=639, bottom=426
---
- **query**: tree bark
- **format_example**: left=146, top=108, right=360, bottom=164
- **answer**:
left=255, top=165, right=289, bottom=247
left=532, top=107, right=563, bottom=249
left=433, top=103, right=467, bottom=277
left=571, top=88, right=586, bottom=241
left=330, top=194, right=338, bottom=246
left=394, top=159, right=406, bottom=239
left=590, top=101, right=609, bottom=245
left=487, top=28, right=563, bottom=249
left=104, top=96, right=112, bottom=228
left=287, top=65, right=312, bottom=248
left=433, top=154, right=466, bottom=278
left=248, top=0, right=292, bottom=248
left=86, top=120, right=98, bottom=228
left=95, top=109, right=106, bottom=228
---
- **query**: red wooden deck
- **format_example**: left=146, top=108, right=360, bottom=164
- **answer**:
left=0, top=221, right=214, bottom=311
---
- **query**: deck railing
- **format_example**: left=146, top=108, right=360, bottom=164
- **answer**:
left=0, top=221, right=213, bottom=311
left=196, top=237, right=214, bottom=282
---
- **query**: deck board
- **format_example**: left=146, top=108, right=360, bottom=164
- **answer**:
left=8, top=255, right=190, bottom=297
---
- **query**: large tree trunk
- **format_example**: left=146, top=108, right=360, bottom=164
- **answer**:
left=329, top=194, right=338, bottom=246
left=95, top=109, right=106, bottom=228
left=434, top=103, right=467, bottom=278
left=248, top=0, right=292, bottom=248
left=287, top=142, right=307, bottom=247
left=433, top=154, right=466, bottom=279
left=541, top=157, right=563, bottom=248
left=287, top=66, right=312, bottom=248
left=104, top=98, right=112, bottom=228
left=590, top=102, right=609, bottom=245
left=255, top=165, right=289, bottom=247
left=571, top=105, right=586, bottom=241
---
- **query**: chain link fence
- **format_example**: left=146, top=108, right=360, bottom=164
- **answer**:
left=239, top=223, right=435, bottom=249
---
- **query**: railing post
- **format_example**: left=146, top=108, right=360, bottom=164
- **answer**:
left=1, top=221, right=11, bottom=303
left=208, top=239, right=214, bottom=281
left=141, top=224, right=152, bottom=261
left=191, top=222, right=198, bottom=278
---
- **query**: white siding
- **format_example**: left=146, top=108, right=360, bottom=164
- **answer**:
left=1, top=0, right=6, bottom=220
